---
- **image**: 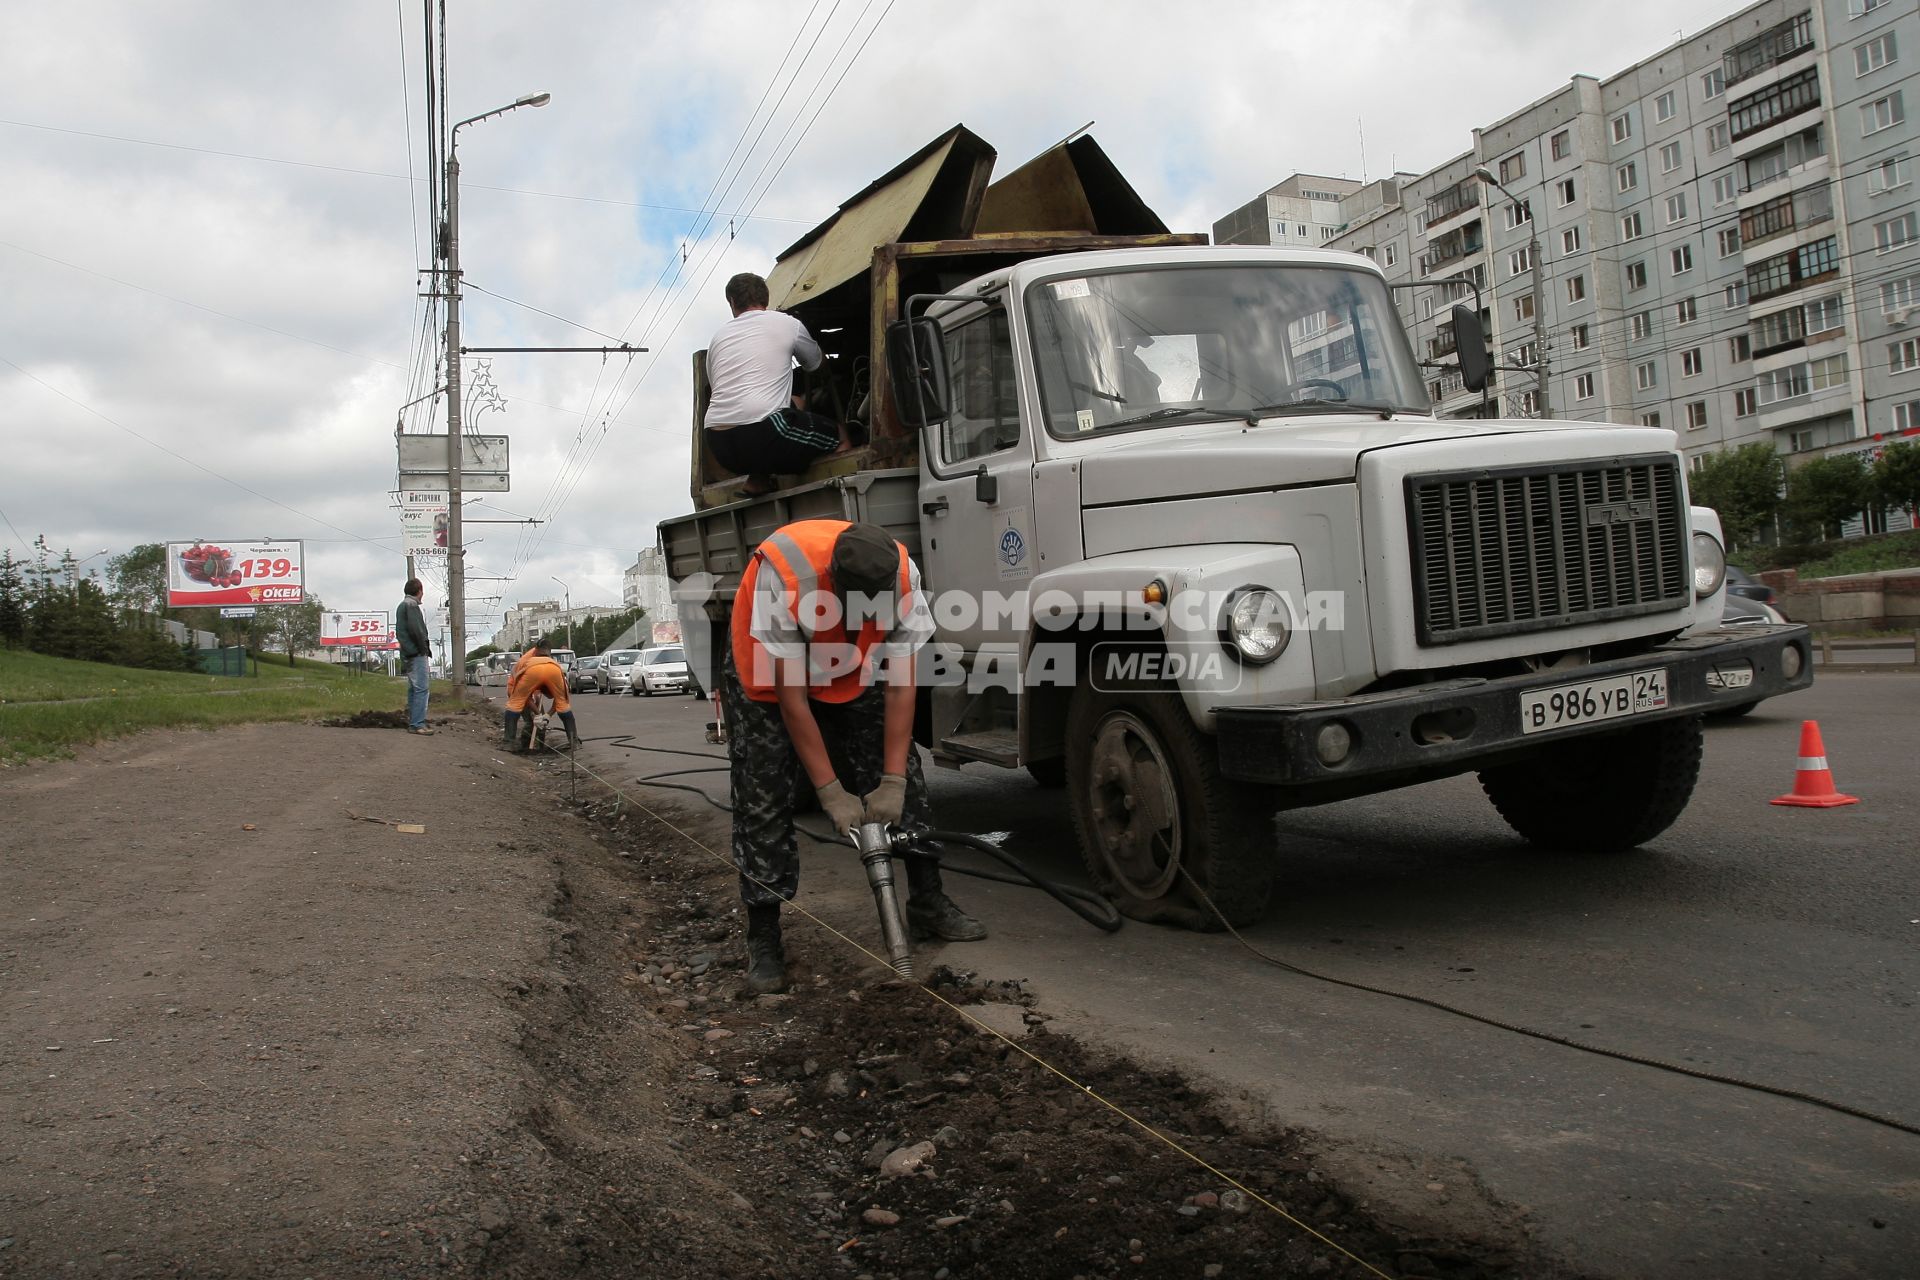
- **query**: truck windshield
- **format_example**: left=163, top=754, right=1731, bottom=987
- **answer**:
left=1025, top=263, right=1430, bottom=436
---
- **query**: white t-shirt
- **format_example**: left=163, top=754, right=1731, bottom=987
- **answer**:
left=704, top=309, right=823, bottom=428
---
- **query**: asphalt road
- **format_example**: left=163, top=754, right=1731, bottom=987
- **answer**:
left=558, top=674, right=1919, bottom=1279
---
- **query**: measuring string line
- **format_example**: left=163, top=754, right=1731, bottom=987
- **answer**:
left=545, top=747, right=1400, bottom=1280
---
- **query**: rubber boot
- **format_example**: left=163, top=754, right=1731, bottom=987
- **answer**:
left=559, top=711, right=580, bottom=751
left=501, top=711, right=520, bottom=752
left=744, top=903, right=788, bottom=994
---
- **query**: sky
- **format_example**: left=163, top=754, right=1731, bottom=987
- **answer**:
left=1, top=0, right=1753, bottom=652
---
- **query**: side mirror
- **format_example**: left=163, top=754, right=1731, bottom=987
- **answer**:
left=1451, top=304, right=1491, bottom=393
left=885, top=317, right=952, bottom=428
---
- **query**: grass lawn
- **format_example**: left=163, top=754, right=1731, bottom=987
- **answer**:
left=0, top=649, right=460, bottom=764
left=1792, top=528, right=1920, bottom=581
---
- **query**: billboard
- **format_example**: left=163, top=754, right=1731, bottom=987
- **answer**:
left=320, top=611, right=390, bottom=647
left=397, top=489, right=449, bottom=560
left=166, top=539, right=305, bottom=607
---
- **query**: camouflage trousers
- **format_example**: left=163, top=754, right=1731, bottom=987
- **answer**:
left=721, top=648, right=939, bottom=909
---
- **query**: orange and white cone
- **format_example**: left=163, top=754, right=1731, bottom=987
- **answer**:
left=1771, top=720, right=1859, bottom=808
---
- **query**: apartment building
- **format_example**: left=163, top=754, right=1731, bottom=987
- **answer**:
left=1236, top=0, right=1920, bottom=489
left=622, top=547, right=673, bottom=620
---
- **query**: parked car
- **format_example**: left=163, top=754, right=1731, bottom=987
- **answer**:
left=569, top=654, right=602, bottom=692
left=1708, top=592, right=1791, bottom=717
left=596, top=648, right=642, bottom=694
left=1725, top=565, right=1776, bottom=605
left=631, top=645, right=691, bottom=696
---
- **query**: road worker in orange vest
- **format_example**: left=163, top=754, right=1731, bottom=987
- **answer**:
left=722, top=519, right=985, bottom=993
left=504, top=639, right=578, bottom=751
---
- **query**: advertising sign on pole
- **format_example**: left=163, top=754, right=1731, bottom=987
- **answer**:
left=219, top=606, right=258, bottom=619
left=166, top=540, right=306, bottom=607
left=396, top=435, right=510, bottom=492
left=320, top=611, right=389, bottom=647
left=397, top=489, right=450, bottom=560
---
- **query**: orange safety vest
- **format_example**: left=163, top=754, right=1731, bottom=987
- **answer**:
left=729, top=519, right=912, bottom=705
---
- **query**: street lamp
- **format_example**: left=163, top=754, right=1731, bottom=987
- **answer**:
left=70, top=548, right=110, bottom=601
left=444, top=90, right=550, bottom=692
left=1473, top=165, right=1550, bottom=418
left=552, top=576, right=572, bottom=652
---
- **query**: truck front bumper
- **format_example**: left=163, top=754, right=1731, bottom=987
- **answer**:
left=1214, top=625, right=1812, bottom=790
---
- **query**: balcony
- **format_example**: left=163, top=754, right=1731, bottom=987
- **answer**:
left=1728, top=67, right=1821, bottom=143
left=1746, top=235, right=1840, bottom=304
left=1429, top=325, right=1458, bottom=361
left=1724, top=12, right=1815, bottom=89
left=1419, top=223, right=1485, bottom=276
left=1424, top=183, right=1477, bottom=230
left=1739, top=182, right=1832, bottom=247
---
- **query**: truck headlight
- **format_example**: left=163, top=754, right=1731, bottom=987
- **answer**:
left=1691, top=531, right=1726, bottom=598
left=1221, top=587, right=1290, bottom=664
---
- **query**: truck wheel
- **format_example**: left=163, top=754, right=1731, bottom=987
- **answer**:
left=1479, top=715, right=1704, bottom=852
left=1065, top=683, right=1277, bottom=929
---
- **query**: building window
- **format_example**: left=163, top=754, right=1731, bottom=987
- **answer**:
left=1726, top=280, right=1748, bottom=309
left=1562, top=226, right=1582, bottom=254
left=1806, top=294, right=1844, bottom=337
left=1514, top=293, right=1535, bottom=322
left=1683, top=348, right=1704, bottom=377
left=1712, top=172, right=1737, bottom=205
left=1637, top=361, right=1659, bottom=390
left=1420, top=294, right=1435, bottom=319
left=1617, top=162, right=1638, bottom=192
left=1384, top=244, right=1398, bottom=266
left=1798, top=235, right=1841, bottom=279
left=1666, top=192, right=1689, bottom=224
left=1511, top=341, right=1538, bottom=367
left=1499, top=152, right=1527, bottom=183
left=1571, top=323, right=1590, bottom=350
left=1855, top=32, right=1897, bottom=75
left=1876, top=212, right=1918, bottom=251
left=1641, top=411, right=1663, bottom=428
left=1897, top=400, right=1920, bottom=432
left=1676, top=295, right=1698, bottom=325
left=1703, top=67, right=1726, bottom=99
left=1661, top=141, right=1683, bottom=173
left=1507, top=200, right=1533, bottom=229
left=1790, top=428, right=1816, bottom=452
left=1509, top=247, right=1533, bottom=277
left=1671, top=244, right=1695, bottom=275
left=1576, top=373, right=1596, bottom=400
left=1730, top=333, right=1752, bottom=362
left=1631, top=310, right=1655, bottom=341
left=1627, top=260, right=1649, bottom=290
left=1759, top=365, right=1811, bottom=404
left=1891, top=338, right=1920, bottom=373
left=1813, top=352, right=1849, bottom=390
left=1567, top=274, right=1587, bottom=303
left=1735, top=387, right=1757, bottom=417
left=1869, top=155, right=1912, bottom=195
left=1718, top=227, right=1741, bottom=257
left=1851, top=0, right=1889, bottom=15
left=1551, top=130, right=1572, bottom=160
left=1882, top=273, right=1920, bottom=315
left=1612, top=111, right=1633, bottom=143
left=1621, top=211, right=1645, bottom=240
left=1863, top=92, right=1906, bottom=134
left=1556, top=177, right=1576, bottom=205
left=1708, top=122, right=1731, bottom=153
left=1656, top=91, right=1676, bottom=122
left=1729, top=68, right=1822, bottom=142
left=1686, top=400, right=1709, bottom=429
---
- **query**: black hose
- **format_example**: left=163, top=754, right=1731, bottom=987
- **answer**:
left=917, top=829, right=1123, bottom=933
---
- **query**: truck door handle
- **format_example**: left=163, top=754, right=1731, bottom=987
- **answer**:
left=921, top=498, right=950, bottom=516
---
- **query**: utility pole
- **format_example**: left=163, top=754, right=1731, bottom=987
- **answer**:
left=1474, top=165, right=1549, bottom=418
left=552, top=576, right=572, bottom=652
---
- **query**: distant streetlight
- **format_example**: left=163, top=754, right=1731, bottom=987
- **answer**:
left=70, top=548, right=110, bottom=601
left=552, top=576, right=572, bottom=651
left=1473, top=165, right=1549, bottom=417
left=444, top=90, right=551, bottom=689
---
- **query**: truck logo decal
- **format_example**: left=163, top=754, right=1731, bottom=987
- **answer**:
left=999, top=526, right=1026, bottom=567
left=1583, top=499, right=1654, bottom=527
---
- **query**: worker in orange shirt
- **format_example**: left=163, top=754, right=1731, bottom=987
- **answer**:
left=504, top=639, right=579, bottom=751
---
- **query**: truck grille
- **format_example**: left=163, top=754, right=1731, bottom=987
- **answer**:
left=1407, top=456, right=1688, bottom=645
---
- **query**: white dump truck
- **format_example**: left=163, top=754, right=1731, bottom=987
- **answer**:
left=660, top=126, right=1811, bottom=927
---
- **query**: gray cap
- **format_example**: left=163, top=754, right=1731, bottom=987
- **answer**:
left=829, top=523, right=900, bottom=600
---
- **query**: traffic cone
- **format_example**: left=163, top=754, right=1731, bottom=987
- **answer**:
left=1771, top=720, right=1859, bottom=808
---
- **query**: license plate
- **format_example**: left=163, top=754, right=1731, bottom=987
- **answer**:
left=1519, top=668, right=1669, bottom=735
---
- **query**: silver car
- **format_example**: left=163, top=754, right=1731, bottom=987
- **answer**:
left=631, top=645, right=691, bottom=696
left=596, top=649, right=642, bottom=694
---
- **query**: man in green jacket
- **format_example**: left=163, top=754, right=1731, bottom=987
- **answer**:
left=397, top=578, right=435, bottom=735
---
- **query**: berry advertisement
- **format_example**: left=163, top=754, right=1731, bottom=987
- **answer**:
left=166, top=539, right=306, bottom=607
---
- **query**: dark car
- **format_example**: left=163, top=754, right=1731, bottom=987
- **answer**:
left=1725, top=565, right=1776, bottom=605
left=1709, top=592, right=1788, bottom=717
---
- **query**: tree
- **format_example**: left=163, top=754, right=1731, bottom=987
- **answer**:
left=1783, top=453, right=1872, bottom=542
left=0, top=551, right=24, bottom=648
left=1872, top=441, right=1920, bottom=522
left=107, top=543, right=168, bottom=621
left=265, top=598, right=326, bottom=664
left=466, top=642, right=501, bottom=662
left=1689, top=443, right=1784, bottom=549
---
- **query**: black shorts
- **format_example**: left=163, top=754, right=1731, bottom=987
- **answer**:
left=708, top=409, right=839, bottom=476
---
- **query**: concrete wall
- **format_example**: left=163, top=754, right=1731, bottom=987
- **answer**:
left=1764, top=566, right=1920, bottom=627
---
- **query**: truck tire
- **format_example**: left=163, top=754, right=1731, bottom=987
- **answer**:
left=1479, top=715, right=1704, bottom=852
left=1025, top=758, right=1067, bottom=788
left=1065, top=682, right=1277, bottom=929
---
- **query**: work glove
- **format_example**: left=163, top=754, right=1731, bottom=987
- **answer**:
left=815, top=779, right=865, bottom=835
left=861, top=774, right=907, bottom=827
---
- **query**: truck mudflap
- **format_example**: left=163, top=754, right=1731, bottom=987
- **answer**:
left=1214, top=624, right=1813, bottom=789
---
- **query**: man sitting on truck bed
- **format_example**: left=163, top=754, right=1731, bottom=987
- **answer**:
left=724, top=518, right=986, bottom=993
left=703, top=272, right=844, bottom=494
